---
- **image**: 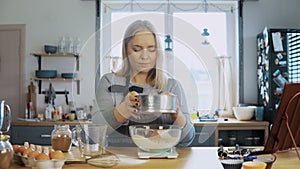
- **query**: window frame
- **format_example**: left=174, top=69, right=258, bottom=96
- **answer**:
left=98, top=0, right=240, bottom=113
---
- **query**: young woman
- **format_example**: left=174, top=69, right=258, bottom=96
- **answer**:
left=96, top=20, right=195, bottom=146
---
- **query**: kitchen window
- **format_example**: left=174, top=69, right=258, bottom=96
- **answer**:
left=97, top=0, right=239, bottom=115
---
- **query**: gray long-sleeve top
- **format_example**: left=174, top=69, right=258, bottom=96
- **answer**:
left=95, top=73, right=195, bottom=146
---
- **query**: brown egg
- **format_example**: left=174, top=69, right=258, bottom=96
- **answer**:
left=35, top=152, right=50, bottom=160
left=28, top=150, right=40, bottom=158
left=12, top=145, right=21, bottom=153
left=23, top=148, right=33, bottom=156
left=18, top=146, right=28, bottom=155
left=50, top=150, right=65, bottom=160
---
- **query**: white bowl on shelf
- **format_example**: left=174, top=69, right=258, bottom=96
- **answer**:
left=232, top=106, right=256, bottom=121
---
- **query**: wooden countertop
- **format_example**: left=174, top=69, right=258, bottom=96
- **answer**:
left=11, top=120, right=92, bottom=126
left=12, top=118, right=268, bottom=127
left=193, top=118, right=269, bottom=127
left=10, top=147, right=300, bottom=169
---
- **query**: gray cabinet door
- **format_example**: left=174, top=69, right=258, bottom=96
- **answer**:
left=189, top=126, right=216, bottom=146
left=10, top=126, right=53, bottom=145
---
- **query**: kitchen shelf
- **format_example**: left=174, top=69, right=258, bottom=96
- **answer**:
left=31, top=53, right=81, bottom=94
left=31, top=53, right=80, bottom=70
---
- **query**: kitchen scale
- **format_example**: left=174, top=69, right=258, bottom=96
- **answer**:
left=137, top=147, right=178, bottom=159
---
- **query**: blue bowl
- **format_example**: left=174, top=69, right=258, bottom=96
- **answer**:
left=44, top=45, right=57, bottom=54
left=35, top=70, right=57, bottom=78
left=61, top=73, right=78, bottom=79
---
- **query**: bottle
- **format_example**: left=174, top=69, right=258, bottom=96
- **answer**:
left=58, top=36, right=66, bottom=54
left=29, top=101, right=35, bottom=119
left=67, top=37, right=73, bottom=54
left=51, top=125, right=72, bottom=152
left=73, top=37, right=81, bottom=54
left=45, top=102, right=54, bottom=121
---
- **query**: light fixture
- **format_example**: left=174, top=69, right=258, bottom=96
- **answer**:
left=165, top=35, right=173, bottom=51
left=201, top=28, right=210, bottom=45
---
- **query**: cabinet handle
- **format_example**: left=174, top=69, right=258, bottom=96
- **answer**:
left=40, top=134, right=51, bottom=138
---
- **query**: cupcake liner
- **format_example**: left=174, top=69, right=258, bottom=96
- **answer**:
left=243, top=161, right=267, bottom=169
left=220, top=159, right=243, bottom=169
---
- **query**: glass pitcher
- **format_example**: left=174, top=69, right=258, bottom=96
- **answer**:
left=0, top=100, right=11, bottom=133
left=0, top=100, right=13, bottom=168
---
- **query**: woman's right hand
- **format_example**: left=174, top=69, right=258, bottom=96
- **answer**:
left=114, top=91, right=140, bottom=122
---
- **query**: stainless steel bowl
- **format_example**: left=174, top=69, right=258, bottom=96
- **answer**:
left=138, top=94, right=177, bottom=114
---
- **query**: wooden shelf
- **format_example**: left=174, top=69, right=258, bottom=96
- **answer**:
left=32, top=77, right=80, bottom=81
left=31, top=53, right=80, bottom=57
left=31, top=53, right=80, bottom=70
left=31, top=53, right=81, bottom=94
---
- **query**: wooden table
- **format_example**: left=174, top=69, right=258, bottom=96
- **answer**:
left=11, top=147, right=300, bottom=169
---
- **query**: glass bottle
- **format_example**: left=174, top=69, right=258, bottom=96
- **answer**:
left=58, top=36, right=66, bottom=54
left=51, top=124, right=72, bottom=152
left=67, top=37, right=74, bottom=54
left=73, top=37, right=81, bottom=55
left=45, top=102, right=54, bottom=121
left=0, top=132, right=13, bottom=169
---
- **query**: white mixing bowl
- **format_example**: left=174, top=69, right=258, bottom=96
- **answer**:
left=232, top=106, right=256, bottom=121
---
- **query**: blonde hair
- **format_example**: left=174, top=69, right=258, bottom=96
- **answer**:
left=115, top=20, right=165, bottom=90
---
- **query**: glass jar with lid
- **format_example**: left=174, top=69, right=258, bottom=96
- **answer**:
left=0, top=132, right=13, bottom=169
left=51, top=124, right=72, bottom=152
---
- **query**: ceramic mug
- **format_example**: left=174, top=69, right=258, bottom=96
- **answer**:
left=72, top=124, right=107, bottom=157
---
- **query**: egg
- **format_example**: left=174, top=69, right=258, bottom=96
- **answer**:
left=18, top=146, right=28, bottom=155
left=23, top=148, right=33, bottom=156
left=28, top=150, right=40, bottom=158
left=12, top=145, right=21, bottom=153
left=50, top=150, right=65, bottom=160
left=35, top=152, right=50, bottom=160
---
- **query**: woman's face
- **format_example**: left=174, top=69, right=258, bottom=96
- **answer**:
left=127, top=31, right=157, bottom=75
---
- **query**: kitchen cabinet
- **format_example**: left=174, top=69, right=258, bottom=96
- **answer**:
left=10, top=120, right=91, bottom=145
left=189, top=126, right=216, bottom=146
left=31, top=53, right=81, bottom=94
left=193, top=118, right=269, bottom=147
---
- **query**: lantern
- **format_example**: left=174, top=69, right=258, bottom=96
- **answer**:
left=165, top=35, right=173, bottom=51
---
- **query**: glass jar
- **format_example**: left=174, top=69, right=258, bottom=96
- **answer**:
left=51, top=125, right=72, bottom=152
left=0, top=132, right=13, bottom=169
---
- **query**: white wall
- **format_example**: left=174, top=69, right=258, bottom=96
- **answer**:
left=0, top=0, right=96, bottom=117
left=243, top=0, right=300, bottom=103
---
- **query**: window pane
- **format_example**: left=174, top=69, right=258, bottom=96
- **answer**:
left=173, top=12, right=227, bottom=111
left=102, top=12, right=164, bottom=74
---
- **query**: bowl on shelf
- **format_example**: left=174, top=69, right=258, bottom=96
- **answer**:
left=61, top=73, right=78, bottom=79
left=44, top=45, right=58, bottom=54
left=35, top=70, right=57, bottom=78
left=129, top=125, right=182, bottom=153
left=232, top=106, right=256, bottom=121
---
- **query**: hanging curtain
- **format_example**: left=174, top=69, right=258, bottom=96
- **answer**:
left=217, top=56, right=234, bottom=117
